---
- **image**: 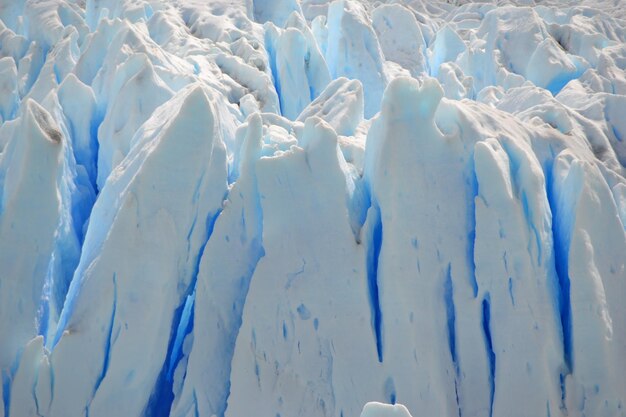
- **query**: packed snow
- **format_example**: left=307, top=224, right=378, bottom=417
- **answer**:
left=0, top=0, right=625, bottom=417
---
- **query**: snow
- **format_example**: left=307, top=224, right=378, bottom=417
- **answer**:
left=0, top=0, right=625, bottom=417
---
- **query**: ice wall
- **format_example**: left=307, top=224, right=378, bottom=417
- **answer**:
left=0, top=1, right=625, bottom=417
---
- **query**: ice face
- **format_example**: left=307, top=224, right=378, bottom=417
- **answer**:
left=359, top=402, right=413, bottom=417
left=47, top=85, right=228, bottom=417
left=325, top=0, right=387, bottom=119
left=296, top=77, right=364, bottom=136
left=0, top=1, right=625, bottom=417
left=0, top=100, right=64, bottom=370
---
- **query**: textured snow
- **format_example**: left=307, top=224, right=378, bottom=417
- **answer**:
left=0, top=1, right=625, bottom=417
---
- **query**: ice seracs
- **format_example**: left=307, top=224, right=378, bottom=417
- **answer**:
left=0, top=100, right=64, bottom=371
left=296, top=76, right=363, bottom=136
left=225, top=116, right=379, bottom=417
left=0, top=0, right=625, bottom=417
left=42, top=85, right=228, bottom=417
left=170, top=113, right=265, bottom=417
left=0, top=57, right=18, bottom=123
left=325, top=0, right=387, bottom=118
left=473, top=137, right=565, bottom=417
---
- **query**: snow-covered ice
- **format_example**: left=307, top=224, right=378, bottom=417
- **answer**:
left=0, top=0, right=625, bottom=417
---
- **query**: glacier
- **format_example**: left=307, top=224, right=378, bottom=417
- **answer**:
left=0, top=0, right=625, bottom=417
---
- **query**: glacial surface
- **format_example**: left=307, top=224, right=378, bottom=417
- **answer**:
left=0, top=0, right=625, bottom=417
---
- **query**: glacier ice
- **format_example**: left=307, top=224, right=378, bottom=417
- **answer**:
left=359, top=402, right=413, bottom=417
left=0, top=1, right=625, bottom=417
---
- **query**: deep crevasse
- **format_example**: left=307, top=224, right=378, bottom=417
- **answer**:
left=0, top=1, right=625, bottom=417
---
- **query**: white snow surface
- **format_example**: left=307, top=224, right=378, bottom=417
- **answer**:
left=0, top=0, right=625, bottom=417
